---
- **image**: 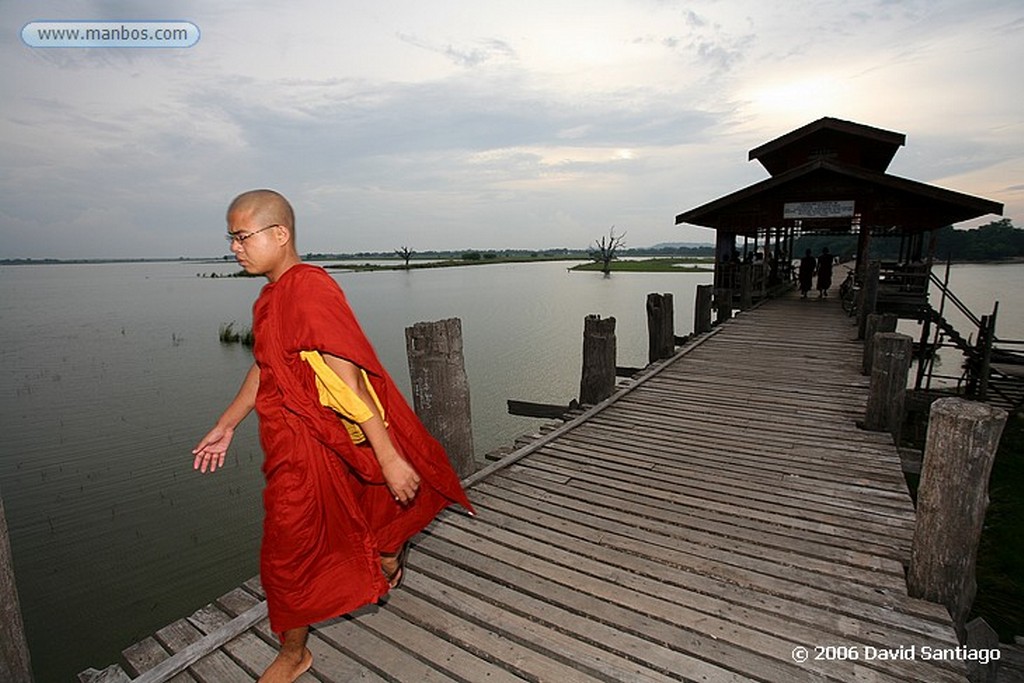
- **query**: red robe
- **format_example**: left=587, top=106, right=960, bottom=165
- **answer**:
left=251, top=263, right=473, bottom=634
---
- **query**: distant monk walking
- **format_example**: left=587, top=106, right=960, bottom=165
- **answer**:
left=816, top=247, right=834, bottom=297
left=798, top=248, right=816, bottom=298
left=193, top=189, right=473, bottom=683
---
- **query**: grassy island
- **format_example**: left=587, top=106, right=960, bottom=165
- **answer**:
left=569, top=258, right=714, bottom=273
left=325, top=254, right=587, bottom=272
left=321, top=255, right=716, bottom=273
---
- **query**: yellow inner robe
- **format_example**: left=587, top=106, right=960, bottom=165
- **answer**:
left=299, top=350, right=386, bottom=444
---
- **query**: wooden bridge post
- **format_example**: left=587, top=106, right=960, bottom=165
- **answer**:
left=714, top=288, right=732, bottom=324
left=580, top=314, right=616, bottom=405
left=694, top=285, right=713, bottom=334
left=907, top=398, right=1007, bottom=643
left=739, top=265, right=753, bottom=310
left=405, top=318, right=475, bottom=477
left=977, top=304, right=998, bottom=401
left=914, top=313, right=934, bottom=390
left=1, top=491, right=33, bottom=683
left=862, top=313, right=897, bottom=375
left=646, top=293, right=674, bottom=363
left=863, top=332, right=913, bottom=441
left=857, top=261, right=881, bottom=340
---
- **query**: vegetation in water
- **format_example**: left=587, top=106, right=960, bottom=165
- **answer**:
left=197, top=270, right=257, bottom=278
left=218, top=321, right=254, bottom=347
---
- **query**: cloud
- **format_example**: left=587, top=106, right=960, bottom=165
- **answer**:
left=1, top=0, right=1020, bottom=258
left=396, top=32, right=517, bottom=68
left=692, top=36, right=752, bottom=72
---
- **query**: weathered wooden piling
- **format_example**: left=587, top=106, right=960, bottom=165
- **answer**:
left=977, top=305, right=998, bottom=401
left=579, top=314, right=616, bottom=405
left=694, top=284, right=713, bottom=334
left=646, top=293, right=674, bottom=363
left=857, top=261, right=881, bottom=340
left=863, top=332, right=912, bottom=441
left=907, top=398, right=1007, bottom=643
left=862, top=312, right=897, bottom=375
left=739, top=265, right=753, bottom=310
left=1, top=492, right=33, bottom=683
left=405, top=318, right=475, bottom=477
left=714, top=288, right=732, bottom=324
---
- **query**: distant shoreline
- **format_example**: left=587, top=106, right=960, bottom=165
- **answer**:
left=0, top=249, right=713, bottom=268
left=0, top=257, right=232, bottom=266
left=3, top=254, right=1022, bottom=268
left=325, top=254, right=588, bottom=272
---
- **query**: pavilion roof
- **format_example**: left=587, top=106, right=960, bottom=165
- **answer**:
left=676, top=119, right=1003, bottom=237
left=749, top=117, right=905, bottom=176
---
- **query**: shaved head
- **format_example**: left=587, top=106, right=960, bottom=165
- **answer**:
left=225, top=189, right=302, bottom=281
left=227, top=189, right=296, bottom=238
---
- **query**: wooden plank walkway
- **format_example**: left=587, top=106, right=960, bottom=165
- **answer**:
left=82, top=292, right=969, bottom=683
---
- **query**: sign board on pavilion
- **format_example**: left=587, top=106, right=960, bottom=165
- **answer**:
left=783, top=200, right=856, bottom=219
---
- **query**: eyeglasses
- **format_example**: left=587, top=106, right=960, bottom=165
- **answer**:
left=225, top=224, right=281, bottom=245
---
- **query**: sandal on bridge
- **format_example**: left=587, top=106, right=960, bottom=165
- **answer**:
left=382, top=543, right=409, bottom=589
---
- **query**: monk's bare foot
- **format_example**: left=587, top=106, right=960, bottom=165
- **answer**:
left=381, top=546, right=407, bottom=588
left=258, top=646, right=312, bottom=683
left=381, top=553, right=399, bottom=580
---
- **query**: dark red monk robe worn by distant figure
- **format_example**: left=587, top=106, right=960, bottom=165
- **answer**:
left=250, top=263, right=474, bottom=635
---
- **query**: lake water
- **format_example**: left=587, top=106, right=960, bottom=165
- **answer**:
left=0, top=259, right=1020, bottom=681
left=0, top=259, right=714, bottom=681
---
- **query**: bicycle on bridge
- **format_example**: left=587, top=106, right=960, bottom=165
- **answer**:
left=838, top=267, right=860, bottom=317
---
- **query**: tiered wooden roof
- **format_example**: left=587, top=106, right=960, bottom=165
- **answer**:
left=676, top=117, right=1002, bottom=236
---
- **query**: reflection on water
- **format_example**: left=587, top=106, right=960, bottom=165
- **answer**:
left=0, top=259, right=713, bottom=681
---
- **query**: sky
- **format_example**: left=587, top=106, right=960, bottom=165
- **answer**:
left=1, top=0, right=1022, bottom=259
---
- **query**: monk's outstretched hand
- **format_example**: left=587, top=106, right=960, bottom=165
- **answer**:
left=379, top=449, right=421, bottom=504
left=192, top=425, right=234, bottom=473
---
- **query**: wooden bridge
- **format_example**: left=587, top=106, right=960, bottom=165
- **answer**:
left=82, top=292, right=973, bottom=683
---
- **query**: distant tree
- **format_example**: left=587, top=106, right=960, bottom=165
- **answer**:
left=934, top=219, right=1024, bottom=261
left=793, top=219, right=1022, bottom=264
left=590, top=227, right=627, bottom=275
left=395, top=246, right=415, bottom=268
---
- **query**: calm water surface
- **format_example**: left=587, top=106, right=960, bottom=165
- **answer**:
left=1, top=260, right=1020, bottom=680
left=0, top=259, right=714, bottom=681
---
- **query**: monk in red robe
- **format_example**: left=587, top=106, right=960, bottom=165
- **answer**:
left=193, top=189, right=473, bottom=683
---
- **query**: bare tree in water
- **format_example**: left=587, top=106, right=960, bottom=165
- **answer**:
left=590, top=227, right=626, bottom=275
left=395, top=246, right=415, bottom=269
